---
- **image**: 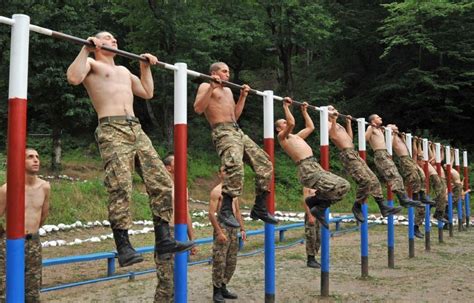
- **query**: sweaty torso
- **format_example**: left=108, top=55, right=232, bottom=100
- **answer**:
left=368, top=127, right=386, bottom=150
left=279, top=134, right=313, bottom=163
left=83, top=60, right=135, bottom=119
left=392, top=135, right=409, bottom=157
left=201, top=84, right=237, bottom=126
left=25, top=179, right=48, bottom=234
left=329, top=122, right=354, bottom=150
left=450, top=167, right=462, bottom=184
left=428, top=163, right=438, bottom=176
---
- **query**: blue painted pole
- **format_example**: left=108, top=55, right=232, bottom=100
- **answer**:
left=408, top=207, right=415, bottom=258
left=466, top=193, right=471, bottom=228
left=6, top=239, right=25, bottom=303
left=361, top=203, right=369, bottom=277
left=174, top=224, right=187, bottom=303
left=424, top=203, right=431, bottom=251
left=387, top=199, right=395, bottom=268
left=321, top=208, right=330, bottom=296
left=448, top=192, right=453, bottom=237
left=457, top=196, right=463, bottom=232
left=264, top=223, right=275, bottom=302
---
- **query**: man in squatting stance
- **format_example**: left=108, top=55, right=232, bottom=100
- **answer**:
left=275, top=98, right=350, bottom=228
left=194, top=62, right=277, bottom=228
left=67, top=32, right=194, bottom=267
left=327, top=106, right=402, bottom=223
left=209, top=166, right=245, bottom=302
left=0, top=148, right=50, bottom=302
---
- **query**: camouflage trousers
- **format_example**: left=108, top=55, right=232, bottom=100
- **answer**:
left=297, top=157, right=350, bottom=203
left=25, top=234, right=42, bottom=303
left=373, top=149, right=406, bottom=195
left=211, top=123, right=272, bottom=197
left=95, top=119, right=173, bottom=229
left=415, top=175, right=448, bottom=225
left=305, top=214, right=320, bottom=256
left=154, top=229, right=174, bottom=303
left=212, top=223, right=238, bottom=288
left=398, top=155, right=425, bottom=193
left=339, top=148, right=383, bottom=203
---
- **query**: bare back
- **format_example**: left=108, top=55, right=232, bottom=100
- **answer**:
left=83, top=59, right=135, bottom=118
left=196, top=83, right=237, bottom=126
left=279, top=134, right=313, bottom=163
left=367, top=126, right=386, bottom=150
left=392, top=134, right=409, bottom=157
left=329, top=122, right=354, bottom=150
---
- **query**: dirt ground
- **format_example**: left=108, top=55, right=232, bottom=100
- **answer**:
left=39, top=223, right=474, bottom=303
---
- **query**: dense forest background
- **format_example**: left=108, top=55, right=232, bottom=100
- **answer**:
left=0, top=0, right=473, bottom=167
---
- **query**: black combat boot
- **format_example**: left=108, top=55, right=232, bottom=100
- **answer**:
left=305, top=195, right=331, bottom=229
left=221, top=284, right=238, bottom=299
left=351, top=201, right=365, bottom=223
left=250, top=191, right=278, bottom=225
left=396, top=192, right=423, bottom=208
left=154, top=217, right=195, bottom=256
left=218, top=193, right=240, bottom=228
left=416, top=191, right=436, bottom=206
left=375, top=198, right=403, bottom=217
left=112, top=229, right=144, bottom=267
left=414, top=225, right=424, bottom=239
left=307, top=255, right=321, bottom=269
left=213, top=286, right=225, bottom=303
left=433, top=210, right=449, bottom=224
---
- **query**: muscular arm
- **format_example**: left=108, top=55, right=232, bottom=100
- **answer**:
left=235, top=85, right=250, bottom=120
left=131, top=60, right=154, bottom=99
left=208, top=189, right=225, bottom=240
left=277, top=103, right=295, bottom=142
left=66, top=47, right=92, bottom=85
left=365, top=125, right=375, bottom=142
left=40, top=182, right=51, bottom=227
left=345, top=117, right=353, bottom=140
left=296, top=104, right=314, bottom=139
left=194, top=83, right=214, bottom=114
left=234, top=199, right=246, bottom=240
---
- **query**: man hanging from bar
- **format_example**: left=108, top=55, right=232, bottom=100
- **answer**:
left=327, top=106, right=402, bottom=223
left=0, top=148, right=50, bottom=302
left=365, top=114, right=423, bottom=208
left=67, top=32, right=194, bottom=267
left=194, top=62, right=277, bottom=228
left=445, top=150, right=465, bottom=229
left=275, top=98, right=350, bottom=228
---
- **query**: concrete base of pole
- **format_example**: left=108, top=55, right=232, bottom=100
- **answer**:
left=388, top=247, right=394, bottom=269
left=265, top=294, right=275, bottom=303
left=361, top=256, right=368, bottom=278
left=409, top=239, right=415, bottom=258
left=425, top=232, right=431, bottom=251
left=321, top=271, right=329, bottom=297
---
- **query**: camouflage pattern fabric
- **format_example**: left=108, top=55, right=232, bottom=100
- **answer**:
left=297, top=157, right=350, bottom=203
left=304, top=214, right=320, bottom=256
left=0, top=230, right=4, bottom=302
left=212, top=223, right=239, bottom=288
left=211, top=123, right=272, bottom=197
left=25, top=234, right=42, bottom=303
left=339, top=148, right=383, bottom=203
left=95, top=119, right=173, bottom=229
left=398, top=155, right=424, bottom=193
left=154, top=229, right=174, bottom=303
left=373, top=149, right=406, bottom=195
left=453, top=183, right=463, bottom=204
left=415, top=204, right=425, bottom=226
left=430, top=175, right=447, bottom=212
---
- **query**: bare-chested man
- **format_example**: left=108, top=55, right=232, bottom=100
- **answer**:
left=328, top=106, right=401, bottom=222
left=0, top=148, right=50, bottom=302
left=275, top=99, right=350, bottom=228
left=365, top=114, right=422, bottom=208
left=209, top=166, right=244, bottom=303
left=67, top=32, right=193, bottom=267
left=194, top=62, right=277, bottom=228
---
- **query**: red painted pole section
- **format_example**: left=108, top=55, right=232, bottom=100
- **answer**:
left=358, top=150, right=366, bottom=162
left=264, top=139, right=275, bottom=214
left=6, top=98, right=27, bottom=239
left=424, top=162, right=430, bottom=192
left=174, top=124, right=187, bottom=224
left=320, top=145, right=329, bottom=170
left=464, top=167, right=469, bottom=191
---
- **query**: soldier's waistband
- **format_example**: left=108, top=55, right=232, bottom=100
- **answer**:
left=399, top=155, right=411, bottom=159
left=212, top=122, right=240, bottom=130
left=296, top=156, right=316, bottom=165
left=98, top=115, right=140, bottom=125
left=25, top=233, right=40, bottom=240
left=374, top=149, right=387, bottom=152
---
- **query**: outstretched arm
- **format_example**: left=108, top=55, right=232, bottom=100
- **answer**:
left=235, top=84, right=250, bottom=120
left=66, top=37, right=96, bottom=85
left=277, top=98, right=296, bottom=142
left=296, top=102, right=315, bottom=139
left=131, top=53, right=159, bottom=100
left=194, top=75, right=222, bottom=114
left=345, top=115, right=353, bottom=140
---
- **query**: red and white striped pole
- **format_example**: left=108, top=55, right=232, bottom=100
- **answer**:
left=463, top=151, right=470, bottom=228
left=6, top=14, right=30, bottom=303
left=263, top=90, right=275, bottom=302
left=445, top=146, right=454, bottom=236
left=422, top=138, right=431, bottom=250
left=434, top=143, right=445, bottom=241
left=173, top=62, right=188, bottom=303
left=406, top=133, right=415, bottom=258
left=384, top=128, right=397, bottom=263
left=357, top=118, right=369, bottom=276
left=455, top=149, right=460, bottom=173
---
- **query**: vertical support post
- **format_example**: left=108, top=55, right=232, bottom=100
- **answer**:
left=406, top=134, right=415, bottom=258
left=454, top=149, right=462, bottom=231
left=6, top=14, right=30, bottom=303
left=435, top=143, right=444, bottom=242
left=463, top=151, right=470, bottom=228
left=385, top=128, right=395, bottom=268
left=174, top=62, right=188, bottom=303
left=107, top=257, right=115, bottom=277
left=455, top=149, right=460, bottom=173
left=357, top=118, right=368, bottom=277
left=445, top=146, right=453, bottom=237
left=320, top=107, right=330, bottom=297
left=263, top=91, right=275, bottom=303
left=423, top=139, right=431, bottom=251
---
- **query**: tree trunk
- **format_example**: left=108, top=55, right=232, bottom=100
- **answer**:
left=145, top=100, right=160, bottom=129
left=51, top=129, right=62, bottom=171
